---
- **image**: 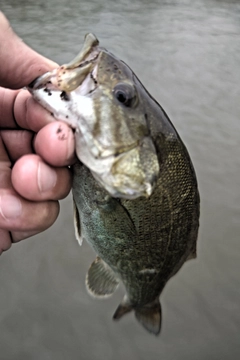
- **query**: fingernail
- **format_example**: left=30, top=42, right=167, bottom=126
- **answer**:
left=0, top=195, right=22, bottom=219
left=38, top=162, right=57, bottom=193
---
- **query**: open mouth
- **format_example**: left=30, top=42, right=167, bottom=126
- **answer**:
left=28, top=35, right=138, bottom=160
left=27, top=33, right=160, bottom=198
left=27, top=34, right=103, bottom=142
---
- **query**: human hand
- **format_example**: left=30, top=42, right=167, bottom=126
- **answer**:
left=0, top=12, right=76, bottom=254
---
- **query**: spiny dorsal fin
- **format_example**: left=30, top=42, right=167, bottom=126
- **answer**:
left=135, top=299, right=161, bottom=335
left=73, top=198, right=82, bottom=246
left=86, top=257, right=119, bottom=298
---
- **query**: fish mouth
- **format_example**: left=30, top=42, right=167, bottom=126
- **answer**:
left=28, top=33, right=160, bottom=199
left=29, top=33, right=101, bottom=94
left=28, top=33, right=138, bottom=160
left=29, top=65, right=137, bottom=161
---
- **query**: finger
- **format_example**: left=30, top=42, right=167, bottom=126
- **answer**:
left=14, top=93, right=76, bottom=164
left=0, top=88, right=55, bottom=131
left=1, top=123, right=76, bottom=166
left=12, top=154, right=72, bottom=201
left=0, top=190, right=59, bottom=232
left=11, top=230, right=45, bottom=243
left=0, top=221, right=60, bottom=256
left=1, top=130, right=34, bottom=162
left=0, top=229, right=12, bottom=255
left=0, top=12, right=57, bottom=89
left=34, top=121, right=76, bottom=166
left=0, top=88, right=20, bottom=128
left=13, top=90, right=55, bottom=131
left=0, top=133, right=11, bottom=166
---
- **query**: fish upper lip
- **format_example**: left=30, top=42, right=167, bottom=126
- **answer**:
left=78, top=52, right=99, bottom=70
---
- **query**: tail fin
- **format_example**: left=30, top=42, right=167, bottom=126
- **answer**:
left=135, top=299, right=161, bottom=335
left=113, top=297, right=161, bottom=335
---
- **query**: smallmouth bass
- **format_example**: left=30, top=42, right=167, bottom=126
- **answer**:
left=28, top=33, right=200, bottom=335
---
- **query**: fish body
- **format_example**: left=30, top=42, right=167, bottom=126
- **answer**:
left=28, top=34, right=200, bottom=335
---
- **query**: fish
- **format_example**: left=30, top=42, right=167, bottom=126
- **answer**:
left=28, top=33, right=200, bottom=335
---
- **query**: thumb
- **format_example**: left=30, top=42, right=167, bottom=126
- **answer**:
left=0, top=12, right=57, bottom=89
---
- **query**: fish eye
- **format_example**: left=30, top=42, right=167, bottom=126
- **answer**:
left=113, top=83, right=137, bottom=107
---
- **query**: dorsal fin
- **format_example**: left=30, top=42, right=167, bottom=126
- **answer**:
left=86, top=257, right=119, bottom=298
left=135, top=299, right=161, bottom=335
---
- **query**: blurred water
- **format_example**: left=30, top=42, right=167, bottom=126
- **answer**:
left=0, top=0, right=240, bottom=359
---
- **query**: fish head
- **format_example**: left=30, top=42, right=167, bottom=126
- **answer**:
left=28, top=33, right=160, bottom=199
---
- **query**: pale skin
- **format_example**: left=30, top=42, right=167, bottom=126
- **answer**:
left=0, top=12, right=76, bottom=254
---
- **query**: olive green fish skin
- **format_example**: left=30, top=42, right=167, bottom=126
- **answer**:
left=72, top=80, right=200, bottom=308
left=28, top=34, right=200, bottom=334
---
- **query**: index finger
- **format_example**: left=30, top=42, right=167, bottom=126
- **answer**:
left=14, top=90, right=55, bottom=131
left=0, top=87, right=54, bottom=131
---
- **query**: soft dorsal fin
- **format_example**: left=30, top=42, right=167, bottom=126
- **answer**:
left=73, top=198, right=82, bottom=245
left=135, top=299, right=161, bottom=335
left=86, top=257, right=119, bottom=298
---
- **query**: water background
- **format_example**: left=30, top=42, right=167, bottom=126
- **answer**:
left=0, top=0, right=240, bottom=359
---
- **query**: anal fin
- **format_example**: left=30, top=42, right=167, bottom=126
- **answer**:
left=86, top=257, right=119, bottom=298
left=113, top=296, right=132, bottom=320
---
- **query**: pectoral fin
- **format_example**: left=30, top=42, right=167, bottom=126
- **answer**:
left=73, top=198, right=82, bottom=246
left=86, top=257, right=119, bottom=298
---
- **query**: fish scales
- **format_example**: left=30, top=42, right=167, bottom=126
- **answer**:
left=28, top=33, right=200, bottom=335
